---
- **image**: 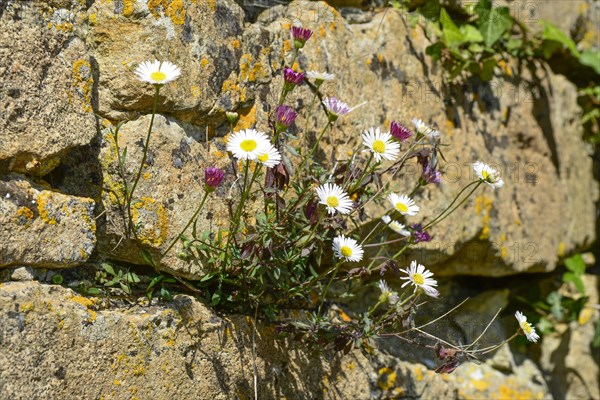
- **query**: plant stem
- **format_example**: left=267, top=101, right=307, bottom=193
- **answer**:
left=424, top=181, right=482, bottom=230
left=318, top=260, right=343, bottom=314
left=127, top=85, right=160, bottom=235
left=161, top=191, right=210, bottom=257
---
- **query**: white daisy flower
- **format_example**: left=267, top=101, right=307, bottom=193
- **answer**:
left=134, top=60, right=181, bottom=85
left=412, top=118, right=440, bottom=141
left=322, top=97, right=367, bottom=121
left=306, top=71, right=335, bottom=82
left=257, top=145, right=282, bottom=168
left=315, top=183, right=353, bottom=215
left=226, top=129, right=271, bottom=161
left=387, top=193, right=420, bottom=216
left=332, top=234, right=364, bottom=262
left=515, top=311, right=540, bottom=343
left=362, top=127, right=400, bottom=162
left=378, top=280, right=399, bottom=304
left=400, top=261, right=438, bottom=294
left=473, top=161, right=504, bottom=188
left=381, top=215, right=411, bottom=236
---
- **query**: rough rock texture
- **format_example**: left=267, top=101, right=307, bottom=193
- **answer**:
left=0, top=0, right=97, bottom=176
left=80, top=0, right=597, bottom=277
left=97, top=115, right=234, bottom=278
left=0, top=175, right=96, bottom=268
left=539, top=274, right=600, bottom=400
left=0, top=281, right=551, bottom=400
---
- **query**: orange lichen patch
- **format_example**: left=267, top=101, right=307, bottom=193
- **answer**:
left=281, top=21, right=291, bottom=30
left=142, top=172, right=152, bottom=180
left=318, top=26, right=327, bottom=37
left=377, top=367, right=397, bottom=390
left=71, top=60, right=94, bottom=112
left=376, top=53, right=384, bottom=63
left=557, top=242, right=566, bottom=257
left=204, top=0, right=216, bottom=11
left=15, top=206, right=35, bottom=227
left=70, top=295, right=97, bottom=323
left=148, top=0, right=169, bottom=18
left=475, top=194, right=493, bottom=240
left=283, top=39, right=293, bottom=53
left=200, top=57, right=210, bottom=68
left=234, top=105, right=257, bottom=131
left=212, top=150, right=226, bottom=158
left=131, top=197, right=169, bottom=247
left=230, top=39, right=241, bottom=49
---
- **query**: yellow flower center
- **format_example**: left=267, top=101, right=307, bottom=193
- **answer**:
left=522, top=322, right=532, bottom=334
left=258, top=153, right=269, bottom=163
left=340, top=246, right=352, bottom=257
left=481, top=170, right=490, bottom=180
left=412, top=273, right=425, bottom=285
left=240, top=139, right=257, bottom=152
left=395, top=202, right=408, bottom=213
left=372, top=140, right=386, bottom=154
left=150, top=71, right=167, bottom=82
left=326, top=196, right=339, bottom=208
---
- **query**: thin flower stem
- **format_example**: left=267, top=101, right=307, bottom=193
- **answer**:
left=396, top=297, right=470, bottom=336
left=161, top=191, right=210, bottom=257
left=318, top=260, right=343, bottom=314
left=128, top=85, right=160, bottom=235
left=464, top=307, right=503, bottom=351
left=225, top=160, right=251, bottom=257
left=302, top=120, right=332, bottom=173
left=392, top=243, right=410, bottom=260
left=302, top=89, right=319, bottom=134
left=424, top=181, right=482, bottom=230
left=349, top=152, right=374, bottom=194
left=475, top=332, right=519, bottom=355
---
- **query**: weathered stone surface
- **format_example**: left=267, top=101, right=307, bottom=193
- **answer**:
left=97, top=115, right=233, bottom=278
left=0, top=0, right=96, bottom=176
left=0, top=175, right=96, bottom=268
left=0, top=281, right=552, bottom=399
left=87, top=0, right=252, bottom=124
left=238, top=1, right=597, bottom=276
left=539, top=274, right=600, bottom=400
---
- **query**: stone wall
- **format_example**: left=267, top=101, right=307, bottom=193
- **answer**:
left=1, top=0, right=598, bottom=398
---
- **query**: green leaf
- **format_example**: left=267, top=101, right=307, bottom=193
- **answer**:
left=579, top=50, right=600, bottom=75
left=537, top=317, right=555, bottom=334
left=160, top=287, right=173, bottom=301
left=564, top=254, right=586, bottom=274
left=120, top=282, right=132, bottom=295
left=86, top=287, right=102, bottom=295
left=547, top=291, right=563, bottom=320
left=541, top=20, right=580, bottom=57
left=480, top=57, right=497, bottom=81
left=426, top=42, right=444, bottom=60
left=563, top=272, right=585, bottom=294
left=102, top=263, right=116, bottom=276
left=147, top=275, right=163, bottom=291
left=460, top=24, right=483, bottom=43
left=440, top=8, right=464, bottom=48
left=124, top=272, right=141, bottom=284
left=477, top=6, right=512, bottom=47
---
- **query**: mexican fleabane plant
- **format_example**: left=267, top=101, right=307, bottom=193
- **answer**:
left=108, top=26, right=538, bottom=373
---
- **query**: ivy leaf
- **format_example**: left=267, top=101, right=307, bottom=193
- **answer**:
left=541, top=20, right=580, bottom=57
left=426, top=42, right=445, bottom=60
left=480, top=57, right=497, bottom=81
left=563, top=271, right=585, bottom=294
left=460, top=24, right=483, bottom=43
left=579, top=50, right=600, bottom=75
left=477, top=5, right=512, bottom=47
left=564, top=254, right=586, bottom=274
left=440, top=8, right=464, bottom=48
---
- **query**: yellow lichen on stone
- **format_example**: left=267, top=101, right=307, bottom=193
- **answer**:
left=72, top=59, right=94, bottom=112
left=557, top=242, right=566, bottom=257
left=148, top=0, right=169, bottom=18
left=131, top=197, right=169, bottom=247
left=166, top=0, right=186, bottom=25
left=475, top=195, right=493, bottom=240
left=20, top=303, right=35, bottom=313
left=122, top=0, right=134, bottom=16
left=231, top=39, right=241, bottom=49
left=204, top=0, right=216, bottom=11
left=377, top=367, right=397, bottom=390
left=69, top=295, right=97, bottom=323
left=15, top=206, right=35, bottom=227
left=234, top=105, right=257, bottom=131
left=89, top=13, right=97, bottom=25
left=37, top=191, right=58, bottom=224
left=191, top=85, right=201, bottom=97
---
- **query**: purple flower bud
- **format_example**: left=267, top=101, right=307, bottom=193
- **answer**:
left=291, top=26, right=313, bottom=49
left=410, top=224, right=432, bottom=243
left=390, top=121, right=413, bottom=142
left=283, top=68, right=305, bottom=86
left=204, top=166, right=224, bottom=192
left=275, top=105, right=298, bottom=133
left=422, top=164, right=442, bottom=184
